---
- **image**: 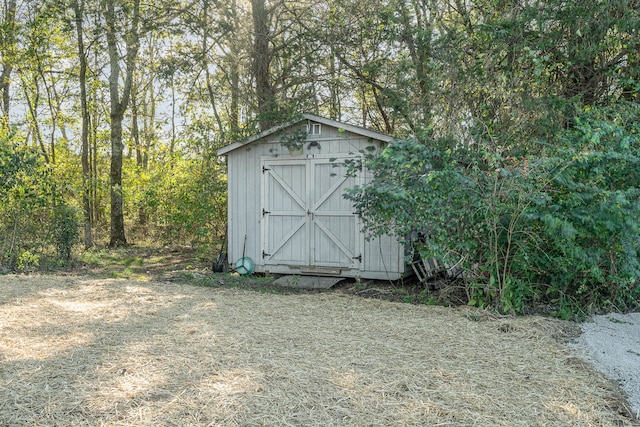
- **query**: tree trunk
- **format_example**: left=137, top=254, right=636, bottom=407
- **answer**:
left=36, top=54, right=59, bottom=164
left=131, top=84, right=148, bottom=227
left=20, top=74, right=50, bottom=163
left=142, top=82, right=153, bottom=169
left=132, top=87, right=142, bottom=167
left=90, top=46, right=100, bottom=224
left=251, top=0, right=276, bottom=130
left=0, top=0, right=16, bottom=122
left=141, top=43, right=155, bottom=170
left=103, top=0, right=141, bottom=247
left=73, top=0, right=93, bottom=249
left=201, top=0, right=224, bottom=135
left=328, top=49, right=340, bottom=120
left=170, top=73, right=176, bottom=156
left=109, top=112, right=126, bottom=245
left=399, top=0, right=433, bottom=128
left=229, top=0, right=241, bottom=135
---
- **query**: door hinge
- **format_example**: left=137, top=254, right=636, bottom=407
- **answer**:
left=352, top=254, right=362, bottom=262
left=262, top=250, right=271, bottom=258
left=262, top=165, right=270, bottom=173
left=262, top=208, right=270, bottom=216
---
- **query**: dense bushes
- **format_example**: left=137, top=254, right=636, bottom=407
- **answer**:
left=0, top=120, right=228, bottom=271
left=0, top=131, right=59, bottom=270
left=126, top=152, right=227, bottom=254
left=346, top=103, right=640, bottom=317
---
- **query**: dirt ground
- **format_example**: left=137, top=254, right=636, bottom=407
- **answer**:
left=0, top=270, right=637, bottom=426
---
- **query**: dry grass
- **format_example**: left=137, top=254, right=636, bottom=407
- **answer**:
left=0, top=274, right=636, bottom=426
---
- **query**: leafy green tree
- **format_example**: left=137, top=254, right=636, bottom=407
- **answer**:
left=434, top=0, right=639, bottom=152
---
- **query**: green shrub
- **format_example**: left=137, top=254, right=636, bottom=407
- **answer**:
left=0, top=130, right=54, bottom=269
left=16, top=250, right=40, bottom=272
left=346, top=102, right=640, bottom=317
left=529, top=103, right=640, bottom=315
left=52, top=204, right=81, bottom=262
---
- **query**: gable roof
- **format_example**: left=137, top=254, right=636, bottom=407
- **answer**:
left=216, top=113, right=394, bottom=156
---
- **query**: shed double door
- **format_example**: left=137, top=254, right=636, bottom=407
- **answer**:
left=261, top=157, right=362, bottom=270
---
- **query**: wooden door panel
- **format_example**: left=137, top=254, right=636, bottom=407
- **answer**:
left=262, top=161, right=308, bottom=265
left=312, top=217, right=358, bottom=265
left=310, top=160, right=360, bottom=268
left=262, top=158, right=361, bottom=270
left=266, top=216, right=307, bottom=263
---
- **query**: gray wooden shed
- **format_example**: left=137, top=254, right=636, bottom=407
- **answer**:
left=216, top=113, right=408, bottom=280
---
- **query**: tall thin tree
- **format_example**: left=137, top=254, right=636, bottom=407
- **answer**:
left=73, top=0, right=93, bottom=248
left=103, top=0, right=141, bottom=246
left=251, top=0, right=276, bottom=130
left=0, top=0, right=16, bottom=122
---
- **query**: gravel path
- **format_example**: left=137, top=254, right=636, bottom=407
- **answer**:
left=570, top=312, right=640, bottom=418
